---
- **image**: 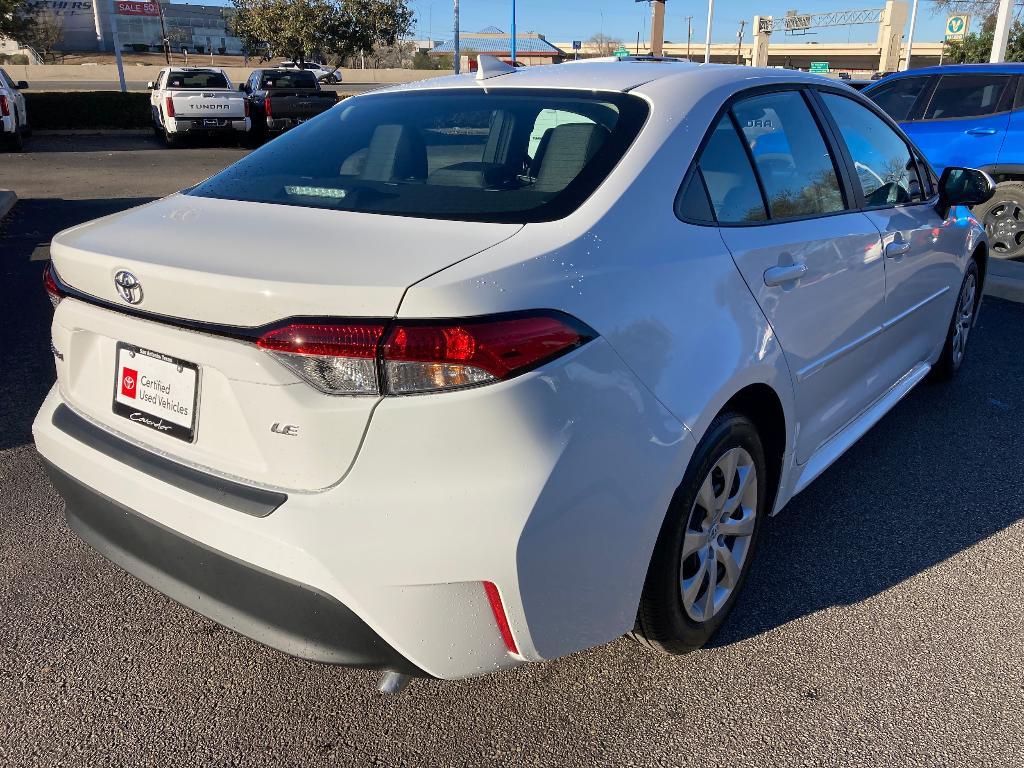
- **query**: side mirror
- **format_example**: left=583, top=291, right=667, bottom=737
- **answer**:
left=146, top=81, right=155, bottom=89
left=15, top=80, right=28, bottom=89
left=936, top=167, right=995, bottom=218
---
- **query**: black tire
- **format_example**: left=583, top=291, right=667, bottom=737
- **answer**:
left=163, top=127, right=181, bottom=148
left=633, top=412, right=768, bottom=654
left=932, top=259, right=980, bottom=380
left=7, top=109, right=24, bottom=151
left=973, top=181, right=1024, bottom=260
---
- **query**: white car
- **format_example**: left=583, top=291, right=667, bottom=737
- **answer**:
left=35, top=60, right=992, bottom=689
left=0, top=67, right=29, bottom=151
left=149, top=67, right=250, bottom=146
left=278, top=60, right=341, bottom=84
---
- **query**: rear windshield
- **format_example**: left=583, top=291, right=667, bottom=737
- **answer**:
left=167, top=71, right=228, bottom=89
left=262, top=71, right=318, bottom=88
left=187, top=89, right=649, bottom=223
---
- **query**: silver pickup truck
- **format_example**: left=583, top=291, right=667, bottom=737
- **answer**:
left=149, top=67, right=250, bottom=146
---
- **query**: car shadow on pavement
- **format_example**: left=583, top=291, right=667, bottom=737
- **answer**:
left=23, top=135, right=249, bottom=153
left=0, top=197, right=155, bottom=452
left=715, top=296, right=1024, bottom=646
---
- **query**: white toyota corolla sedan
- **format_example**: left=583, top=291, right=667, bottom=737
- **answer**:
left=34, top=58, right=993, bottom=689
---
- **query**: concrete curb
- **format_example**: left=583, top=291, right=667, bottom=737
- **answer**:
left=34, top=129, right=152, bottom=136
left=0, top=189, right=16, bottom=221
left=984, top=259, right=1024, bottom=304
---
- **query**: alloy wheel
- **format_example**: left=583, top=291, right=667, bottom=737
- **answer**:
left=984, top=197, right=1024, bottom=256
left=951, top=271, right=977, bottom=368
left=680, top=447, right=759, bottom=623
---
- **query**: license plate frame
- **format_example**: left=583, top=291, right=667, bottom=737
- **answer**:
left=112, top=342, right=200, bottom=443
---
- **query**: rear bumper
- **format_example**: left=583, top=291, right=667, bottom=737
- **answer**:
left=33, top=335, right=694, bottom=678
left=267, top=116, right=314, bottom=132
left=166, top=117, right=249, bottom=133
left=44, top=458, right=425, bottom=676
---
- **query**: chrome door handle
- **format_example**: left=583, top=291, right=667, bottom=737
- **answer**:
left=965, top=128, right=997, bottom=135
left=763, top=263, right=808, bottom=287
left=885, top=241, right=912, bottom=258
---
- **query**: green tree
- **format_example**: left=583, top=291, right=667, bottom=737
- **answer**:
left=945, top=14, right=1024, bottom=63
left=0, top=0, right=36, bottom=47
left=230, top=0, right=413, bottom=64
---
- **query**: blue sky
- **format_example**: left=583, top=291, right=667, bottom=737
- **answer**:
left=410, top=0, right=962, bottom=46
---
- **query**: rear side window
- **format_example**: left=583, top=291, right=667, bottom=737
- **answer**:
left=697, top=115, right=767, bottom=223
left=924, top=75, right=1011, bottom=120
left=188, top=89, right=649, bottom=223
left=732, top=91, right=845, bottom=219
left=866, top=76, right=930, bottom=121
left=821, top=92, right=925, bottom=207
left=166, top=71, right=228, bottom=89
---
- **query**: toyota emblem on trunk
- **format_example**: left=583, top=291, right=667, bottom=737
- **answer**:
left=113, top=270, right=143, bottom=305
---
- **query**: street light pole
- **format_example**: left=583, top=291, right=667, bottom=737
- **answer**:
left=704, top=0, right=715, bottom=64
left=453, top=0, right=460, bottom=74
left=903, top=0, right=919, bottom=71
left=684, top=15, right=693, bottom=60
left=510, top=0, right=517, bottom=64
left=990, top=0, right=1014, bottom=63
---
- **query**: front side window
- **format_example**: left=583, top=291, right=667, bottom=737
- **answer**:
left=166, top=71, right=229, bottom=89
left=867, top=76, right=930, bottom=121
left=731, top=90, right=845, bottom=220
left=924, top=75, right=1011, bottom=120
left=188, top=89, right=649, bottom=223
left=821, top=92, right=924, bottom=207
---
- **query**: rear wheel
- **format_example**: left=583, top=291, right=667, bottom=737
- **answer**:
left=974, top=181, right=1024, bottom=260
left=7, top=109, right=24, bottom=151
left=933, top=259, right=980, bottom=380
left=633, top=412, right=767, bottom=653
left=163, top=126, right=181, bottom=148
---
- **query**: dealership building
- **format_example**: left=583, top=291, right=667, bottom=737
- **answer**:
left=28, top=0, right=244, bottom=53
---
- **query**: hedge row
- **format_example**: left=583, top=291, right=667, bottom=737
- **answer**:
left=24, top=92, right=152, bottom=130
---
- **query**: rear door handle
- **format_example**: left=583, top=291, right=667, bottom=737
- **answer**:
left=885, top=241, right=912, bottom=258
left=763, top=263, right=808, bottom=287
left=965, top=128, right=998, bottom=135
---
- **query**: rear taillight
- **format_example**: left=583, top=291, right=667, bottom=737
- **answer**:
left=164, top=96, right=175, bottom=118
left=0, top=95, right=9, bottom=117
left=244, top=98, right=250, bottom=118
left=43, top=263, right=65, bottom=308
left=255, top=312, right=594, bottom=397
left=256, top=322, right=385, bottom=395
left=263, top=96, right=271, bottom=118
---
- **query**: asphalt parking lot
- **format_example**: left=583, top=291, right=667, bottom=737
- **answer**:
left=2, top=136, right=1023, bottom=767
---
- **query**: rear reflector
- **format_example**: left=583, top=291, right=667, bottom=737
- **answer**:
left=43, top=263, right=64, bottom=308
left=483, top=581, right=519, bottom=655
left=255, top=312, right=595, bottom=397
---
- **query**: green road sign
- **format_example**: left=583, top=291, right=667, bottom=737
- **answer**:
left=809, top=61, right=829, bottom=73
left=613, top=47, right=631, bottom=58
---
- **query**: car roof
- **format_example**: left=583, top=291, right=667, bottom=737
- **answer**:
left=167, top=67, right=223, bottom=73
left=375, top=60, right=838, bottom=96
left=875, top=63, right=1024, bottom=79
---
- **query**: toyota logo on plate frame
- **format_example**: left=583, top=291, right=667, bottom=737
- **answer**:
left=113, top=270, right=143, bottom=305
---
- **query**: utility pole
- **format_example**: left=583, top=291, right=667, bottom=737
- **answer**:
left=157, top=1, right=170, bottom=65
left=684, top=15, right=693, bottom=60
left=453, top=0, right=460, bottom=74
left=736, top=19, right=745, bottom=65
left=704, top=0, right=715, bottom=63
left=990, top=0, right=1014, bottom=63
left=903, top=0, right=919, bottom=71
left=650, top=0, right=666, bottom=56
left=510, top=0, right=517, bottom=63
left=108, top=0, right=127, bottom=93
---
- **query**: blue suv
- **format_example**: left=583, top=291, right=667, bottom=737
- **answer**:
left=864, top=64, right=1024, bottom=258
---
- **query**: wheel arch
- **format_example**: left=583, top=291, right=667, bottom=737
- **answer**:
left=718, top=383, right=787, bottom=517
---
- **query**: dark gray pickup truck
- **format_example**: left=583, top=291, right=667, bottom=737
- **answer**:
left=240, top=69, right=338, bottom=141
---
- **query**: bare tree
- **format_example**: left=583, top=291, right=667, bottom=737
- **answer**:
left=28, top=12, right=64, bottom=62
left=586, top=32, right=623, bottom=56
